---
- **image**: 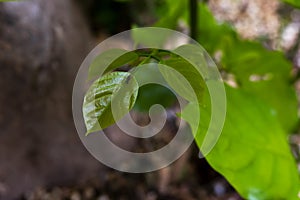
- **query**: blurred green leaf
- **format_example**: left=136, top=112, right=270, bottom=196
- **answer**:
left=131, top=27, right=172, bottom=48
left=131, top=0, right=186, bottom=46
left=196, top=3, right=298, bottom=132
left=153, top=0, right=187, bottom=29
left=88, top=49, right=138, bottom=80
left=283, top=0, right=300, bottom=8
left=134, top=84, right=176, bottom=112
left=131, top=63, right=177, bottom=112
left=222, top=41, right=298, bottom=132
left=182, top=85, right=300, bottom=199
left=83, top=72, right=138, bottom=134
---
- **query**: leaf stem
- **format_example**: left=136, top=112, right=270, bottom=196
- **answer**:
left=137, top=51, right=161, bottom=64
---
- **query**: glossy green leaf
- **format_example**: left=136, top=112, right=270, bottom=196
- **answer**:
left=88, top=49, right=138, bottom=80
left=181, top=85, right=300, bottom=199
left=83, top=72, right=138, bottom=134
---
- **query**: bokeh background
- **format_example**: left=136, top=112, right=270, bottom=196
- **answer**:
left=0, top=0, right=300, bottom=199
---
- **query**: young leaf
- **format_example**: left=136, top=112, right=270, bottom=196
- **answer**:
left=172, top=44, right=222, bottom=82
left=133, top=84, right=177, bottom=112
left=130, top=62, right=178, bottom=112
left=181, top=85, right=300, bottom=199
left=158, top=64, right=197, bottom=103
left=162, top=57, right=206, bottom=103
left=83, top=72, right=138, bottom=134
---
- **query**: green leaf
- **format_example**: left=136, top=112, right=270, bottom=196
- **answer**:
left=153, top=0, right=187, bottom=29
left=83, top=72, right=138, bottom=134
left=161, top=57, right=206, bottom=103
left=222, top=42, right=298, bottom=132
left=134, top=84, right=176, bottom=112
left=158, top=64, right=197, bottom=103
left=131, top=63, right=177, bottom=112
left=283, top=0, right=300, bottom=8
left=131, top=48, right=207, bottom=112
left=182, top=85, right=300, bottom=200
left=88, top=49, right=138, bottom=80
left=195, top=3, right=299, bottom=132
left=157, top=43, right=217, bottom=104
left=131, top=27, right=173, bottom=48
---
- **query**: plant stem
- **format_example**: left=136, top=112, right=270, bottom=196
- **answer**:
left=190, top=0, right=198, bottom=40
left=137, top=53, right=161, bottom=63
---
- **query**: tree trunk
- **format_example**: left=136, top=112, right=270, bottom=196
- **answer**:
left=0, top=0, right=102, bottom=199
